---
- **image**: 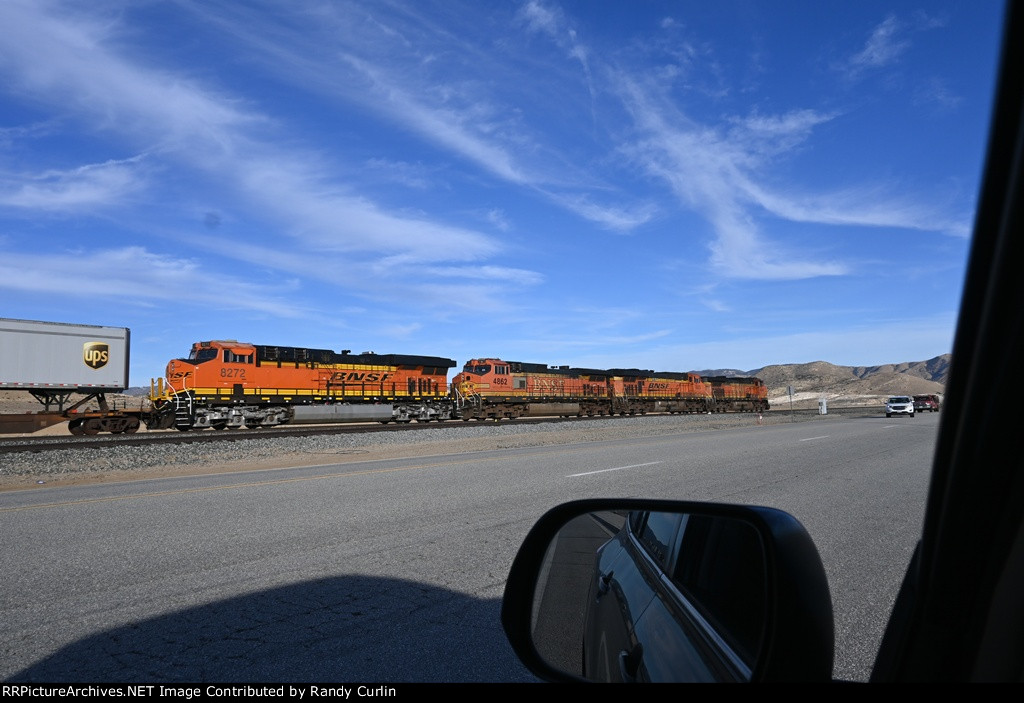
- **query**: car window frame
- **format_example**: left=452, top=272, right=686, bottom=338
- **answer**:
left=870, top=0, right=1024, bottom=682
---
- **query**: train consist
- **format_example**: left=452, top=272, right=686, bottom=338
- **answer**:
left=0, top=319, right=769, bottom=434
left=147, top=341, right=768, bottom=431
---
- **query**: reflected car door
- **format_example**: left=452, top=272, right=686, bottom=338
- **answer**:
left=583, top=511, right=767, bottom=682
left=582, top=512, right=656, bottom=681
left=638, top=514, right=766, bottom=681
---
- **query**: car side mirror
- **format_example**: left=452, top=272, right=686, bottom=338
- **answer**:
left=501, top=499, right=835, bottom=682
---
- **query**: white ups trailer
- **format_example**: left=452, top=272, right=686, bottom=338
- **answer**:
left=0, top=318, right=130, bottom=391
left=0, top=319, right=142, bottom=434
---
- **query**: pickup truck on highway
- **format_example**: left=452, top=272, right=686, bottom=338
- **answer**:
left=913, top=394, right=941, bottom=413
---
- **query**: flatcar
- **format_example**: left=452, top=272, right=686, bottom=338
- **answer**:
left=150, top=340, right=457, bottom=430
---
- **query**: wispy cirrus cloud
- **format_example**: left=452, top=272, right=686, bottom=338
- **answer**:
left=0, top=246, right=308, bottom=318
left=613, top=75, right=847, bottom=279
left=169, top=0, right=651, bottom=233
left=836, top=11, right=947, bottom=82
left=0, top=0, right=505, bottom=265
left=0, top=156, right=148, bottom=211
left=610, top=53, right=969, bottom=277
left=842, top=14, right=910, bottom=78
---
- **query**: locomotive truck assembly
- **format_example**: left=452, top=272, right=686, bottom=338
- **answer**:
left=0, top=319, right=770, bottom=435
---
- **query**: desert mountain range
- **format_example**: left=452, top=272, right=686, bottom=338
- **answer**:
left=698, top=353, right=950, bottom=408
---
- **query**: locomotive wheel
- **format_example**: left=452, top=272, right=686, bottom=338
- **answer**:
left=68, top=419, right=85, bottom=435
left=81, top=419, right=101, bottom=435
left=124, top=418, right=141, bottom=434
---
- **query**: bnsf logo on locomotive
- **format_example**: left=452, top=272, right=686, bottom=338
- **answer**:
left=331, top=371, right=392, bottom=383
left=83, top=342, right=110, bottom=370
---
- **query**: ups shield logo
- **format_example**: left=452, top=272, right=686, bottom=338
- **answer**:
left=84, top=342, right=110, bottom=370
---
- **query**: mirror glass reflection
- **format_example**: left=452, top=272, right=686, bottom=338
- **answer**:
left=528, top=510, right=767, bottom=682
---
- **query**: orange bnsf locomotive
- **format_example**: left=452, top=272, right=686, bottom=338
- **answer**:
left=148, top=341, right=769, bottom=431
left=149, top=340, right=457, bottom=430
left=452, top=358, right=768, bottom=420
left=703, top=375, right=772, bottom=413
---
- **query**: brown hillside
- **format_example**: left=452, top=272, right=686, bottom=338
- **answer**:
left=697, top=354, right=950, bottom=409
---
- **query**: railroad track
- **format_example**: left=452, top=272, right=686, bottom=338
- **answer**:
left=0, top=414, right=619, bottom=454
left=0, top=406, right=882, bottom=455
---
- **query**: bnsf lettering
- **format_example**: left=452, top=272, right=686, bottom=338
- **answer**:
left=332, top=372, right=392, bottom=382
left=533, top=379, right=562, bottom=389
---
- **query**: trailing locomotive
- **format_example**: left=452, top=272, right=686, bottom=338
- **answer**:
left=452, top=358, right=768, bottom=420
left=703, top=375, right=772, bottom=413
left=149, top=340, right=457, bottom=430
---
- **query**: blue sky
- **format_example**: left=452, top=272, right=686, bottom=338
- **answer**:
left=0, top=1, right=1005, bottom=385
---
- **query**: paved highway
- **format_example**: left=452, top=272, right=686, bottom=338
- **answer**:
left=0, top=412, right=937, bottom=682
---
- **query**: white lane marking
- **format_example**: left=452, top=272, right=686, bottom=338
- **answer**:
left=800, top=435, right=830, bottom=442
left=569, top=461, right=662, bottom=477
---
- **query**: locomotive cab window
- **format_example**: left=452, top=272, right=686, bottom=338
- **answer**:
left=223, top=350, right=254, bottom=364
left=189, top=349, right=217, bottom=363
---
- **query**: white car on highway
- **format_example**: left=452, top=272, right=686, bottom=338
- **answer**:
left=885, top=396, right=915, bottom=418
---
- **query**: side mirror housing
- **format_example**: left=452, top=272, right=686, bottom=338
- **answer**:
left=501, top=499, right=835, bottom=682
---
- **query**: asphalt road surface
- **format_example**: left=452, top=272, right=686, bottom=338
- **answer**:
left=0, top=412, right=937, bottom=683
